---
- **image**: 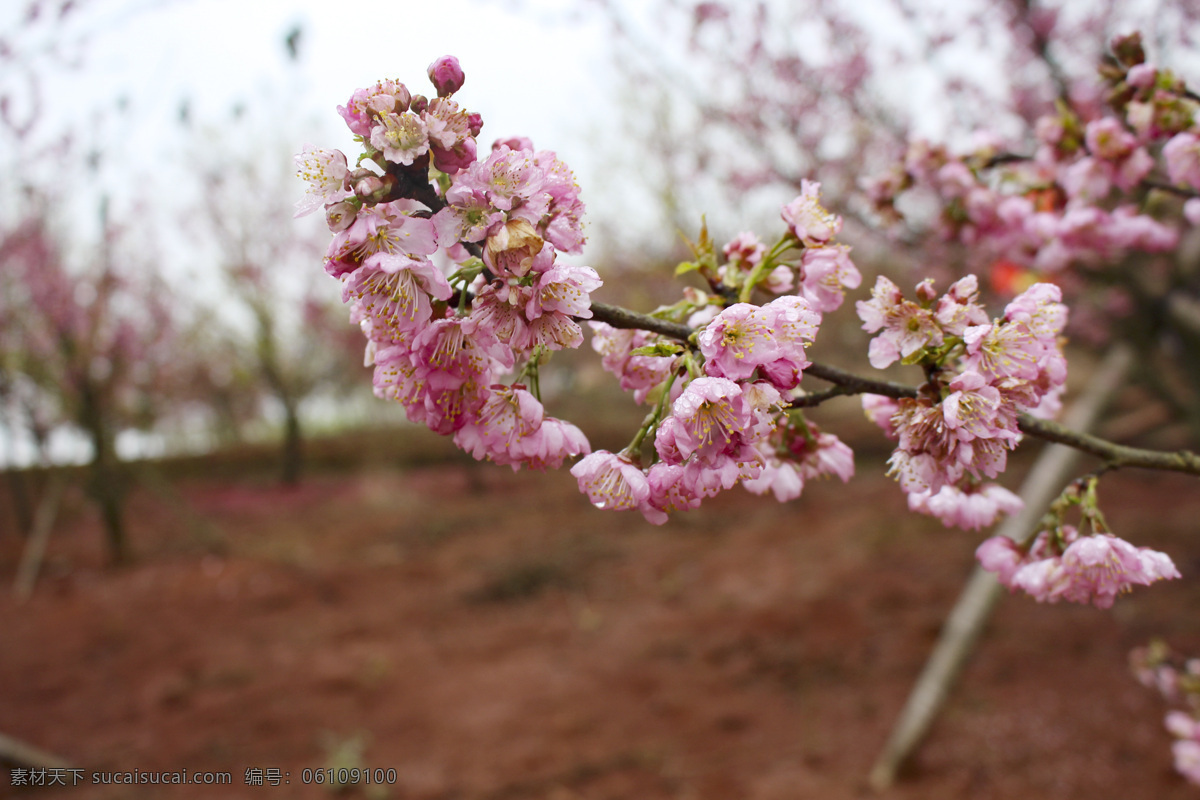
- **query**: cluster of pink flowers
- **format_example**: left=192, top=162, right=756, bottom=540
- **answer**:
left=866, top=35, right=1200, bottom=305
left=715, top=182, right=862, bottom=312
left=297, top=57, right=598, bottom=470
left=573, top=187, right=859, bottom=524
left=976, top=525, right=1179, bottom=608
left=337, top=65, right=478, bottom=175
left=858, top=276, right=1066, bottom=529
left=1131, top=642, right=1200, bottom=785
left=1166, top=710, right=1200, bottom=786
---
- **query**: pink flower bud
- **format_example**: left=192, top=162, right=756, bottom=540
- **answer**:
left=1127, top=63, right=1156, bottom=90
left=915, top=278, right=938, bottom=303
left=467, top=112, right=484, bottom=137
left=409, top=94, right=428, bottom=115
left=427, top=56, right=465, bottom=97
left=494, top=136, right=534, bottom=153
left=351, top=171, right=385, bottom=198
left=1110, top=31, right=1145, bottom=67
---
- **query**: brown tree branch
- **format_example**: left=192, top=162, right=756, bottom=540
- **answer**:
left=584, top=300, right=1200, bottom=477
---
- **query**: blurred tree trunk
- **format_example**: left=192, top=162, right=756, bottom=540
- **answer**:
left=5, top=470, right=33, bottom=537
left=80, top=380, right=127, bottom=564
left=280, top=395, right=303, bottom=486
left=254, top=303, right=304, bottom=486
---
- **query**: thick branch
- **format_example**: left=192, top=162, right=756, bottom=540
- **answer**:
left=588, top=301, right=694, bottom=341
left=1016, top=413, right=1200, bottom=474
left=1142, top=179, right=1200, bottom=199
left=800, top=362, right=919, bottom=402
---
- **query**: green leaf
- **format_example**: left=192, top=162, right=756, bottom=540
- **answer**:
left=630, top=342, right=684, bottom=358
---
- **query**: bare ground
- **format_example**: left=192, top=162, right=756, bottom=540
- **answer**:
left=1, top=442, right=1199, bottom=800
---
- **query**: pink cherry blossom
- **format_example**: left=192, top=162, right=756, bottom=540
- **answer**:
left=1172, top=741, right=1200, bottom=786
left=756, top=295, right=819, bottom=390
left=512, top=417, right=590, bottom=471
left=527, top=261, right=602, bottom=321
left=343, top=252, right=452, bottom=340
left=781, top=180, right=841, bottom=246
left=862, top=394, right=900, bottom=439
left=669, top=377, right=756, bottom=464
left=1086, top=118, right=1137, bottom=161
left=978, top=528, right=1180, bottom=608
left=589, top=322, right=677, bottom=404
left=1057, top=533, right=1181, bottom=608
left=743, top=427, right=854, bottom=502
left=370, top=111, right=430, bottom=166
left=908, top=482, right=1023, bottom=530
left=294, top=146, right=349, bottom=217
left=856, top=276, right=942, bottom=369
left=434, top=183, right=505, bottom=244
left=570, top=451, right=651, bottom=511
left=1164, top=132, right=1200, bottom=190
left=326, top=202, right=439, bottom=279
left=453, top=385, right=544, bottom=466
left=1165, top=710, right=1200, bottom=741
left=698, top=303, right=779, bottom=381
left=1186, top=198, right=1200, bottom=226
left=398, top=319, right=495, bottom=435
left=534, top=150, right=587, bottom=254
left=798, top=244, right=861, bottom=312
left=976, top=536, right=1025, bottom=585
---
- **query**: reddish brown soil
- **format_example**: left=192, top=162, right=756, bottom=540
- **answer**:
left=1, top=448, right=1199, bottom=800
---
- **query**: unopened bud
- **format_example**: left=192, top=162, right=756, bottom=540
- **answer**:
left=493, top=135, right=534, bottom=153
left=915, top=278, right=938, bottom=303
left=409, top=94, right=428, bottom=115
left=1110, top=32, right=1145, bottom=67
left=428, top=56, right=465, bottom=98
left=350, top=170, right=398, bottom=203
left=351, top=171, right=385, bottom=198
left=467, top=112, right=484, bottom=137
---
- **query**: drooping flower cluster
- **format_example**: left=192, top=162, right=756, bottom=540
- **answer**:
left=298, top=57, right=598, bottom=470
left=973, top=475, right=1179, bottom=607
left=859, top=276, right=1067, bottom=529
left=976, top=526, right=1179, bottom=608
left=1131, top=641, right=1200, bottom=786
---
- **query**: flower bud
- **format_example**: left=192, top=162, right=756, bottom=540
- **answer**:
left=1110, top=32, right=1145, bottom=67
left=915, top=278, right=938, bottom=303
left=467, top=112, right=484, bottom=137
left=351, top=170, right=385, bottom=198
left=409, top=94, right=428, bottom=115
left=428, top=55, right=466, bottom=98
left=493, top=135, right=534, bottom=153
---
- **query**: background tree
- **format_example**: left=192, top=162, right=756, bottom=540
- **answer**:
left=0, top=197, right=180, bottom=563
